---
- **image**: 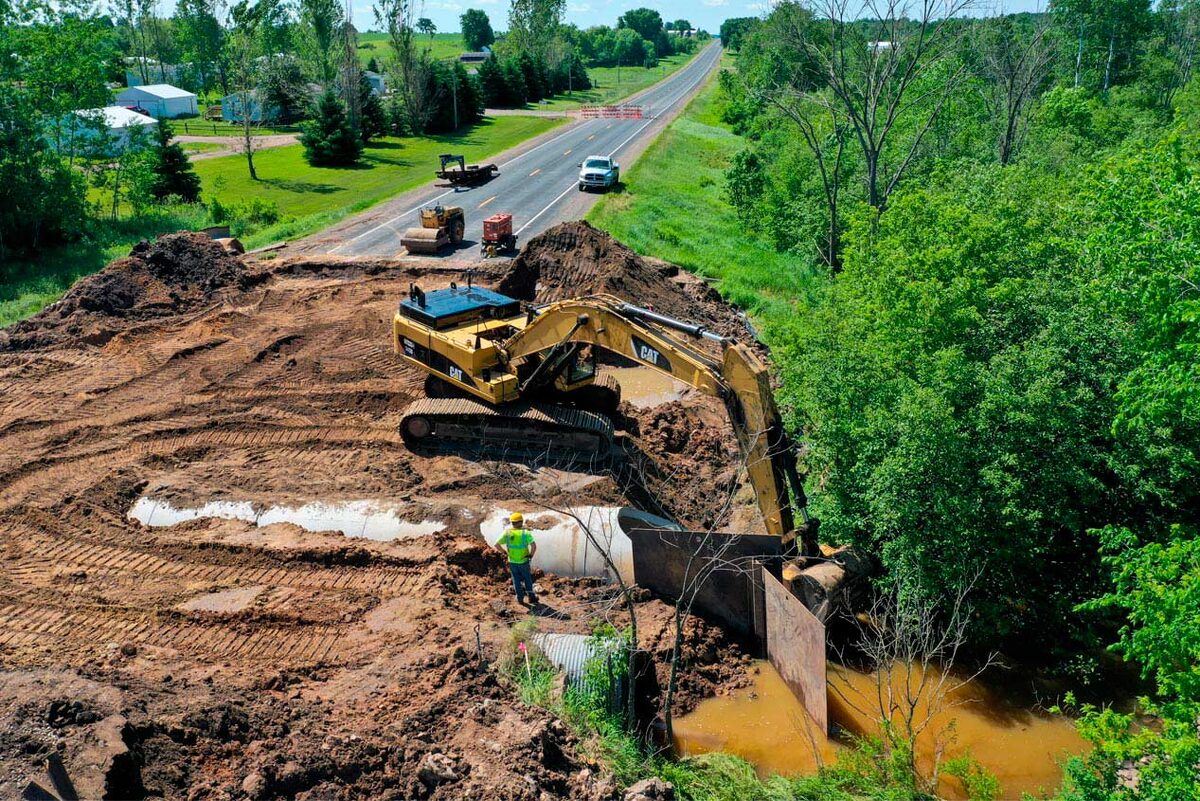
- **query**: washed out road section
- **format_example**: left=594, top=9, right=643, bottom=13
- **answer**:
left=294, top=41, right=723, bottom=259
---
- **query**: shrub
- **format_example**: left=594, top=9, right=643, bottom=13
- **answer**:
left=300, top=89, right=363, bottom=167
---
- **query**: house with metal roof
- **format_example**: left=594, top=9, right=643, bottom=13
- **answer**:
left=116, top=84, right=199, bottom=119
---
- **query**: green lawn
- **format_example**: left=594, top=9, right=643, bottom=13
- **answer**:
left=538, top=52, right=700, bottom=111
left=357, top=32, right=467, bottom=68
left=194, top=114, right=563, bottom=248
left=587, top=54, right=819, bottom=320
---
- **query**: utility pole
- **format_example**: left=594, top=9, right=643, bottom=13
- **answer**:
left=341, top=0, right=361, bottom=131
left=451, top=70, right=458, bottom=129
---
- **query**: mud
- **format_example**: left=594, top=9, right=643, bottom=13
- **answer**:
left=0, top=225, right=764, bottom=798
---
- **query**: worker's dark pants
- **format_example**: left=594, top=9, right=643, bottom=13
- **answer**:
left=509, top=561, right=535, bottom=601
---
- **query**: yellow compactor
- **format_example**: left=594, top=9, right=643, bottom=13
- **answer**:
left=400, top=205, right=466, bottom=254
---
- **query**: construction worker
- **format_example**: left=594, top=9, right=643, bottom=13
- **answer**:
left=496, top=512, right=538, bottom=605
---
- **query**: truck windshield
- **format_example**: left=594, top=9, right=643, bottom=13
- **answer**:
left=584, top=159, right=610, bottom=169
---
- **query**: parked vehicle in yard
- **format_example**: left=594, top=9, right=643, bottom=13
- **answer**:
left=578, top=156, right=619, bottom=191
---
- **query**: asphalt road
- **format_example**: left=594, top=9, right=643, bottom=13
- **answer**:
left=294, top=41, right=722, bottom=259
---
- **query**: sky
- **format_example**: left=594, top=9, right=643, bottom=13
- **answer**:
left=346, top=0, right=1051, bottom=37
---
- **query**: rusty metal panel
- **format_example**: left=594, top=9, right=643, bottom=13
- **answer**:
left=763, top=568, right=828, bottom=733
left=627, top=528, right=780, bottom=638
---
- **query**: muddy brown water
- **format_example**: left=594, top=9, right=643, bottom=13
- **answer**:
left=673, top=661, right=1087, bottom=800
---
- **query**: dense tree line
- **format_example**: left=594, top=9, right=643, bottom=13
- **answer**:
left=718, top=3, right=1199, bottom=795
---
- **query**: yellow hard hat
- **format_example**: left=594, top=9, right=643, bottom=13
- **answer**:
left=510, top=512, right=524, bottom=523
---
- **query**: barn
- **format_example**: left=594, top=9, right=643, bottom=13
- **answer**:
left=116, top=84, right=199, bottom=119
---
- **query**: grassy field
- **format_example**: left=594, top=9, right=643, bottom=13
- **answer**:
left=587, top=57, right=819, bottom=320
left=194, top=114, right=562, bottom=248
left=357, top=32, right=466, bottom=67
left=538, top=52, right=699, bottom=111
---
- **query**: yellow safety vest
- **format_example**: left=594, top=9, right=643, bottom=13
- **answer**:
left=501, top=528, right=533, bottom=564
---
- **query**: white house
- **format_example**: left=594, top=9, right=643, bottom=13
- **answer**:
left=63, top=106, right=158, bottom=155
left=116, top=84, right=199, bottom=119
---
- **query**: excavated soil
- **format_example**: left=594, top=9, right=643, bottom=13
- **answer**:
left=0, top=226, right=763, bottom=799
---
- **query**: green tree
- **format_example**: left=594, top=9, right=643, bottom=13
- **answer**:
left=1059, top=526, right=1200, bottom=801
left=174, top=0, right=224, bottom=93
left=460, top=8, right=495, bottom=51
left=617, top=7, right=667, bottom=56
left=374, top=0, right=436, bottom=134
left=719, top=17, right=757, bottom=50
left=299, top=0, right=344, bottom=85
left=0, top=86, right=89, bottom=256
left=670, top=19, right=691, bottom=32
left=506, top=0, right=564, bottom=61
left=149, top=121, right=202, bottom=202
left=416, top=16, right=436, bottom=38
left=17, top=5, right=116, bottom=165
left=1053, top=0, right=1154, bottom=90
left=300, top=88, right=363, bottom=165
left=224, top=0, right=265, bottom=179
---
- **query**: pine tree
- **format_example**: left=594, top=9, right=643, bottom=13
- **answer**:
left=300, top=89, right=363, bottom=166
left=150, top=121, right=202, bottom=202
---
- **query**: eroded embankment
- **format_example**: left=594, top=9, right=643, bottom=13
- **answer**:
left=0, top=225, right=757, bottom=799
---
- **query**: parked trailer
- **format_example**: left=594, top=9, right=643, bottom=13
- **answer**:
left=436, top=153, right=499, bottom=186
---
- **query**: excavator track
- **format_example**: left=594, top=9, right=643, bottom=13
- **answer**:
left=399, top=397, right=615, bottom=459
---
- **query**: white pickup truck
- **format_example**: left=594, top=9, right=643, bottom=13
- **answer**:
left=578, top=156, right=620, bottom=191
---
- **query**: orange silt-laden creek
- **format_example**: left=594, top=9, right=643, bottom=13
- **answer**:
left=672, top=661, right=1089, bottom=800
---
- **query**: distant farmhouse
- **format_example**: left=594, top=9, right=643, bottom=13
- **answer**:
left=116, top=84, right=199, bottom=119
left=62, top=106, right=158, bottom=155
left=220, top=89, right=276, bottom=124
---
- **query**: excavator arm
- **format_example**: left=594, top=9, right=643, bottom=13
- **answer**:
left=499, top=295, right=815, bottom=554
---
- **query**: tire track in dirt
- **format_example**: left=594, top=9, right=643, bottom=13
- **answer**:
left=0, top=600, right=344, bottom=663
left=0, top=424, right=404, bottom=505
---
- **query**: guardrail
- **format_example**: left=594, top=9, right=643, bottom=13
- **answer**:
left=579, top=105, right=645, bottom=119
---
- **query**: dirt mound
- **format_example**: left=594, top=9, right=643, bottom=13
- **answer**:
left=501, top=221, right=752, bottom=343
left=0, top=233, right=256, bottom=351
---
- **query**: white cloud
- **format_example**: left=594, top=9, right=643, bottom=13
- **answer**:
left=702, top=0, right=728, bottom=6
left=569, top=2, right=591, bottom=11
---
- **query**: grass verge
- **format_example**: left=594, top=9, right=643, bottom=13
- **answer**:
left=586, top=56, right=821, bottom=325
left=196, top=114, right=564, bottom=249
left=357, top=32, right=466, bottom=66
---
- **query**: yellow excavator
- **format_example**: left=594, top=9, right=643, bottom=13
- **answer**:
left=392, top=279, right=819, bottom=557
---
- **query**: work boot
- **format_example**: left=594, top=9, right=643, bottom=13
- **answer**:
left=528, top=594, right=539, bottom=606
